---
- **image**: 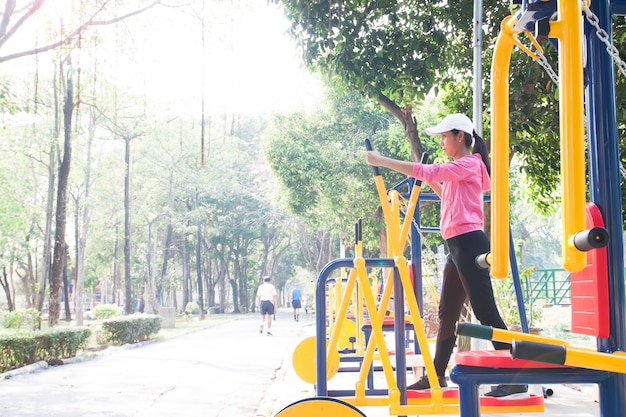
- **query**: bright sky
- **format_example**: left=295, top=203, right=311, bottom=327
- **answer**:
left=1, top=0, right=324, bottom=118
left=132, top=0, right=324, bottom=117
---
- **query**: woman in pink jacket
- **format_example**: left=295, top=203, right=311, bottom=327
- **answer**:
left=365, top=113, right=527, bottom=399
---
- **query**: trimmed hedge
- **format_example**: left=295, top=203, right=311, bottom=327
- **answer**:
left=0, top=308, right=42, bottom=330
left=99, top=314, right=161, bottom=345
left=0, top=327, right=91, bottom=373
left=91, top=304, right=122, bottom=320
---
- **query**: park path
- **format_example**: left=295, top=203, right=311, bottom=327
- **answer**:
left=0, top=309, right=312, bottom=417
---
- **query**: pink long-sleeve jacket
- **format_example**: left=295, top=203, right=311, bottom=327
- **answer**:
left=411, top=153, right=490, bottom=240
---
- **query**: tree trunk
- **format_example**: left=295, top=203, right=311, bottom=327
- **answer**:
left=112, top=223, right=120, bottom=305
left=50, top=62, right=74, bottom=326
left=144, top=216, right=159, bottom=314
left=378, top=93, right=423, bottom=162
left=158, top=222, right=172, bottom=306
left=62, top=244, right=71, bottom=321
left=74, top=106, right=96, bottom=325
left=228, top=278, right=237, bottom=313
left=123, top=134, right=132, bottom=315
left=158, top=173, right=175, bottom=306
left=37, top=115, right=56, bottom=313
left=182, top=236, right=190, bottom=309
left=196, top=224, right=205, bottom=319
left=19, top=228, right=36, bottom=308
left=0, top=267, right=14, bottom=311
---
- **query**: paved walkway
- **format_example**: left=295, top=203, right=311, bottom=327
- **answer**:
left=0, top=310, right=603, bottom=417
left=0, top=310, right=309, bottom=417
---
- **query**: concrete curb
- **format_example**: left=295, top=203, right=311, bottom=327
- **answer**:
left=255, top=321, right=316, bottom=417
left=1, top=360, right=49, bottom=380
left=254, top=356, right=289, bottom=417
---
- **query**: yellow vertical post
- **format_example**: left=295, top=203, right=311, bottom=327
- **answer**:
left=388, top=190, right=402, bottom=257
left=551, top=0, right=587, bottom=272
left=490, top=16, right=517, bottom=278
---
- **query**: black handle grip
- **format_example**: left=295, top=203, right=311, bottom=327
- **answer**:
left=572, top=226, right=609, bottom=251
left=511, top=340, right=567, bottom=366
left=364, top=138, right=381, bottom=177
left=455, top=322, right=494, bottom=340
left=355, top=219, right=362, bottom=244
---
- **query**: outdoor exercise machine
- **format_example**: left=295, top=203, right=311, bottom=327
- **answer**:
left=276, top=0, right=626, bottom=416
left=449, top=0, right=626, bottom=416
left=279, top=134, right=542, bottom=416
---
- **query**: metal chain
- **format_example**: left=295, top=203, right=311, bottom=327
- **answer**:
left=582, top=0, right=626, bottom=78
left=582, top=0, right=626, bottom=181
left=533, top=49, right=559, bottom=84
left=527, top=2, right=626, bottom=84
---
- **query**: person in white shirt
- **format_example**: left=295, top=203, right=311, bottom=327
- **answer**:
left=257, top=276, right=277, bottom=335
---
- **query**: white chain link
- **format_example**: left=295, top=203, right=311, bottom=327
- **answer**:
left=581, top=1, right=626, bottom=181
left=582, top=1, right=626, bottom=79
left=533, top=49, right=559, bottom=84
left=527, top=2, right=626, bottom=84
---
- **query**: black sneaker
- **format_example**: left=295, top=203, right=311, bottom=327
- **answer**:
left=259, top=325, right=263, bottom=334
left=407, top=375, right=447, bottom=390
left=266, top=331, right=272, bottom=336
left=483, top=385, right=528, bottom=399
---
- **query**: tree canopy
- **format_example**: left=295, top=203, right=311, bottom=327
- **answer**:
left=276, top=0, right=626, bottom=221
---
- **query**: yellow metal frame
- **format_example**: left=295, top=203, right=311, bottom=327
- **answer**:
left=315, top=161, right=534, bottom=414
left=491, top=0, right=587, bottom=278
left=293, top=0, right=597, bottom=403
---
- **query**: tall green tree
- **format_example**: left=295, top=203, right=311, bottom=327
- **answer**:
left=278, top=0, right=626, bottom=221
left=264, top=90, right=443, bottom=261
left=276, top=0, right=500, bottom=162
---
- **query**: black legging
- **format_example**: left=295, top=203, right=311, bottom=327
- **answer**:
left=432, top=229, right=509, bottom=377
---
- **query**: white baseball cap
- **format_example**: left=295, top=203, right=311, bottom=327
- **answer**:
left=425, top=113, right=474, bottom=136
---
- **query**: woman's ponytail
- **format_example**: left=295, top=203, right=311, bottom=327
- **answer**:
left=470, top=131, right=490, bottom=175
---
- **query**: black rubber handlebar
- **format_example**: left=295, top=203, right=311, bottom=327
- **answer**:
left=572, top=226, right=609, bottom=251
left=511, top=339, right=567, bottom=366
left=365, top=138, right=429, bottom=179
left=364, top=138, right=381, bottom=177
left=355, top=218, right=362, bottom=244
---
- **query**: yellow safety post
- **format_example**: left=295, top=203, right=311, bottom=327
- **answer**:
left=490, top=15, right=518, bottom=278
left=550, top=0, right=587, bottom=272
left=491, top=4, right=587, bottom=277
